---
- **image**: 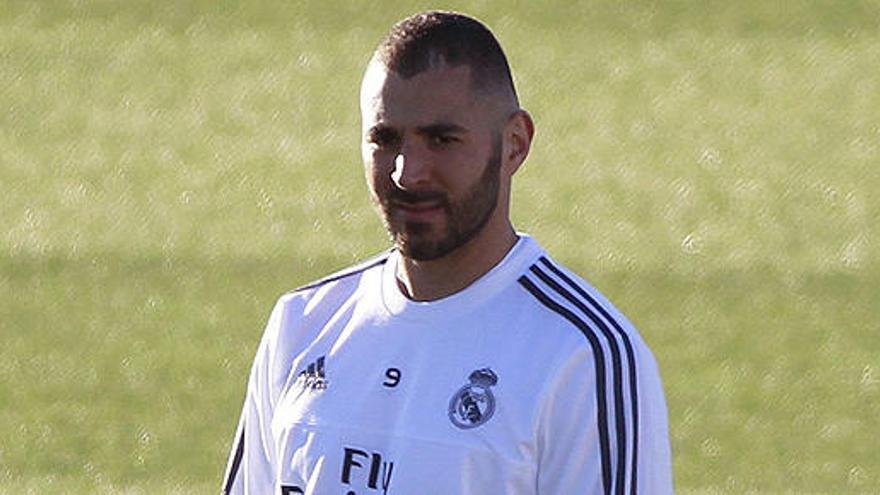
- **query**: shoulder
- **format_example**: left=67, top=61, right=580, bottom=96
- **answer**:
left=514, top=254, right=648, bottom=359
left=514, top=253, right=665, bottom=408
left=288, top=250, right=392, bottom=295
left=257, top=250, right=392, bottom=365
left=267, top=250, right=391, bottom=333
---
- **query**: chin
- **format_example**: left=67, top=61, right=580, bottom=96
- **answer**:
left=397, top=230, right=468, bottom=262
left=391, top=231, right=441, bottom=261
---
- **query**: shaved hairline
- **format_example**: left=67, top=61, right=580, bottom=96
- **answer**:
left=363, top=56, right=520, bottom=127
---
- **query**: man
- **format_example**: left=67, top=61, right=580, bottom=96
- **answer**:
left=223, top=11, right=672, bottom=495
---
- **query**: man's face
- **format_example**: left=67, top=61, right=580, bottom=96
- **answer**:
left=360, top=62, right=506, bottom=261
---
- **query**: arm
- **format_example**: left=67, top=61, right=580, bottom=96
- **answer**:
left=536, top=339, right=673, bottom=494
left=222, top=303, right=285, bottom=494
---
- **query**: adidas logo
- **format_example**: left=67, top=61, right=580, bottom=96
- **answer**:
left=297, top=355, right=328, bottom=390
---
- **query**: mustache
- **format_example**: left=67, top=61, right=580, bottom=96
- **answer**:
left=385, top=186, right=448, bottom=205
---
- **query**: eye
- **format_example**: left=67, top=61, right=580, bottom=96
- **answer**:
left=367, top=127, right=400, bottom=149
left=429, top=134, right=458, bottom=147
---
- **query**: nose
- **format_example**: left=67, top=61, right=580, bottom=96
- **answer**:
left=391, top=142, right=431, bottom=190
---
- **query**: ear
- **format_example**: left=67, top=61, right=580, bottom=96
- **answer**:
left=502, top=109, right=535, bottom=177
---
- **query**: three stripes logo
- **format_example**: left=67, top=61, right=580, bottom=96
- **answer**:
left=297, top=355, right=328, bottom=391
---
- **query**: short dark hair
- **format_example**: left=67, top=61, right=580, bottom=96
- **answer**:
left=373, top=11, right=519, bottom=104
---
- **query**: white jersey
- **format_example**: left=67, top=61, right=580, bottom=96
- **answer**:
left=223, top=235, right=672, bottom=495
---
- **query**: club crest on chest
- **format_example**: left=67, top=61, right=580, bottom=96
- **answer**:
left=448, top=368, right=498, bottom=429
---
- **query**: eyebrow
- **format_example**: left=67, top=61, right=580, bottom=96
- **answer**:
left=416, top=123, right=468, bottom=136
left=366, top=122, right=469, bottom=141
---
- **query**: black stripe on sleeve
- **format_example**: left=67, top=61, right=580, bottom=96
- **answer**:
left=223, top=424, right=245, bottom=495
left=529, top=263, right=628, bottom=495
left=538, top=257, right=641, bottom=495
left=518, top=275, right=613, bottom=495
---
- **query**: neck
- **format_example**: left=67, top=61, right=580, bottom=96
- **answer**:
left=396, top=221, right=518, bottom=301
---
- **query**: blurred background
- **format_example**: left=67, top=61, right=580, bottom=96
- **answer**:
left=1, top=1, right=877, bottom=493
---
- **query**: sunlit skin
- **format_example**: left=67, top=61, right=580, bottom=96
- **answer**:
left=360, top=60, right=534, bottom=301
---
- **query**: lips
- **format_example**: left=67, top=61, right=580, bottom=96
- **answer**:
left=390, top=199, right=445, bottom=222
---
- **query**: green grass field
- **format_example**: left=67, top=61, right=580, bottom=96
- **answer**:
left=2, top=1, right=878, bottom=493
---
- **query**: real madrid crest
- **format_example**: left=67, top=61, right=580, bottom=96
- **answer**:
left=448, top=368, right=498, bottom=429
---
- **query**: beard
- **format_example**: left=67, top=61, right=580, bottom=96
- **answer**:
left=375, top=135, right=502, bottom=261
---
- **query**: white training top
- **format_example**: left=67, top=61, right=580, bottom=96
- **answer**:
left=223, top=235, right=673, bottom=495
